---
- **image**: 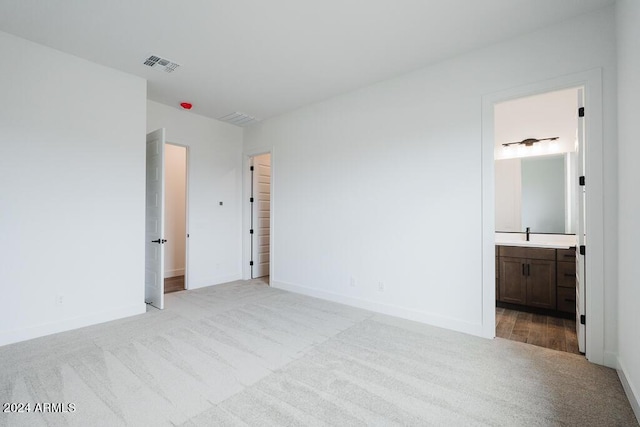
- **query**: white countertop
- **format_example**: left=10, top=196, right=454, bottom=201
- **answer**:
left=495, top=232, right=577, bottom=249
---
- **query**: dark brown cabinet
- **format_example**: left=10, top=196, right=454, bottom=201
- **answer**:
left=499, top=257, right=527, bottom=305
left=526, top=259, right=556, bottom=309
left=556, top=248, right=577, bottom=314
left=498, top=246, right=556, bottom=310
left=497, top=245, right=571, bottom=311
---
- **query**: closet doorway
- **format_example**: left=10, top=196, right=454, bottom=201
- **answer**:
left=164, top=143, right=188, bottom=293
left=250, top=153, right=271, bottom=281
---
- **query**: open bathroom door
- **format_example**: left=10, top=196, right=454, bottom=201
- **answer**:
left=575, top=89, right=586, bottom=353
left=145, top=129, right=166, bottom=309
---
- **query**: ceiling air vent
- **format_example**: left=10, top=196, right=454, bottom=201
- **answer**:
left=218, top=112, right=259, bottom=127
left=143, top=55, right=180, bottom=73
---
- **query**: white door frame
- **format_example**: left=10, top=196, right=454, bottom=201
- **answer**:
left=481, top=69, right=605, bottom=364
left=242, top=147, right=274, bottom=282
left=165, top=142, right=190, bottom=291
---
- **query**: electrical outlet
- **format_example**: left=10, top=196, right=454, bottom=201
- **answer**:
left=377, top=281, right=385, bottom=292
left=56, top=294, right=64, bottom=305
left=350, top=277, right=356, bottom=287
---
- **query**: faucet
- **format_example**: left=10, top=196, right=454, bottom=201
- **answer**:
left=526, top=227, right=530, bottom=241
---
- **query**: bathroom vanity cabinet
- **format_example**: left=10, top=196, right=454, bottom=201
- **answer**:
left=496, top=245, right=576, bottom=314
left=555, top=249, right=577, bottom=314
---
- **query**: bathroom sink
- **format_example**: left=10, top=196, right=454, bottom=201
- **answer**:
left=494, top=232, right=576, bottom=249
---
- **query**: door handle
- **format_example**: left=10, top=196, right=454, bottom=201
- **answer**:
left=151, top=239, right=168, bottom=244
left=526, top=264, right=530, bottom=276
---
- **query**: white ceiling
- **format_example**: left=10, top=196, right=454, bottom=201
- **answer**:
left=0, top=0, right=613, bottom=123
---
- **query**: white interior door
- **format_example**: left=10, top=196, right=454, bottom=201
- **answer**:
left=576, top=89, right=586, bottom=353
left=251, top=153, right=271, bottom=279
left=145, top=129, right=166, bottom=309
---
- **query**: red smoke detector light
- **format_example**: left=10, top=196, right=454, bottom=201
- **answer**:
left=180, top=102, right=193, bottom=110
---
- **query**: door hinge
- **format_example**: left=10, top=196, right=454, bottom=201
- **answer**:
left=580, top=314, right=586, bottom=325
left=578, top=107, right=585, bottom=117
left=187, top=233, right=190, bottom=238
left=579, top=245, right=586, bottom=255
left=249, top=261, right=254, bottom=266
left=250, top=197, right=254, bottom=203
left=579, top=176, right=585, bottom=186
left=250, top=166, right=254, bottom=171
left=250, top=229, right=254, bottom=234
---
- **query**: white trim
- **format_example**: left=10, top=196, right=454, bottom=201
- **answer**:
left=618, top=359, right=640, bottom=423
left=0, top=304, right=146, bottom=347
left=242, top=146, right=275, bottom=284
left=272, top=280, right=484, bottom=337
left=481, top=69, right=606, bottom=365
left=188, top=274, right=243, bottom=290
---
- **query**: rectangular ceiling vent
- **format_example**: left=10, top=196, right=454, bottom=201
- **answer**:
left=218, top=112, right=260, bottom=127
left=143, top=55, right=180, bottom=73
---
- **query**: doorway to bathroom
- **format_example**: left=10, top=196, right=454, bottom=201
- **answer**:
left=493, top=87, right=583, bottom=355
left=482, top=69, right=606, bottom=364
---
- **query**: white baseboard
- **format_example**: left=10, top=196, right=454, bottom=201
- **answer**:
left=618, top=359, right=640, bottom=423
left=188, top=274, right=243, bottom=290
left=164, top=268, right=185, bottom=278
left=271, top=280, right=484, bottom=337
left=0, top=303, right=146, bottom=348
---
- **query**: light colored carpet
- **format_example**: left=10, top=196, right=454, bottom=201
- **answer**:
left=0, top=279, right=636, bottom=426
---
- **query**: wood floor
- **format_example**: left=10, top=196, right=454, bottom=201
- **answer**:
left=496, top=307, right=581, bottom=355
left=164, top=275, right=184, bottom=294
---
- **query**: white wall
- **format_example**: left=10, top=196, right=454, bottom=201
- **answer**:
left=616, top=0, right=640, bottom=419
left=495, top=159, right=521, bottom=232
left=244, top=7, right=618, bottom=340
left=0, top=31, right=147, bottom=346
left=164, top=144, right=187, bottom=278
left=147, top=101, right=243, bottom=288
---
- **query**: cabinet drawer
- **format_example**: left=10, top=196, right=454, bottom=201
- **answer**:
left=527, top=248, right=557, bottom=261
left=498, top=245, right=528, bottom=259
left=557, top=248, right=576, bottom=261
left=557, top=261, right=576, bottom=288
left=499, top=246, right=556, bottom=261
left=557, top=287, right=576, bottom=314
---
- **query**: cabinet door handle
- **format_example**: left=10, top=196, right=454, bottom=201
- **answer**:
left=527, top=264, right=530, bottom=276
left=522, top=264, right=526, bottom=276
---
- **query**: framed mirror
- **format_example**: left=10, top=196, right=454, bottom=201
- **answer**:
left=495, top=153, right=577, bottom=234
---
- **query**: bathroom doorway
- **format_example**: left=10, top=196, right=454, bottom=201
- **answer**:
left=164, top=143, right=188, bottom=293
left=492, top=87, right=583, bottom=355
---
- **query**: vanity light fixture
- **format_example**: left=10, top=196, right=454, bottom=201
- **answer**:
left=502, top=137, right=559, bottom=148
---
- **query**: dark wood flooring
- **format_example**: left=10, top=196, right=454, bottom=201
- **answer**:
left=164, top=275, right=184, bottom=294
left=496, top=307, right=581, bottom=355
